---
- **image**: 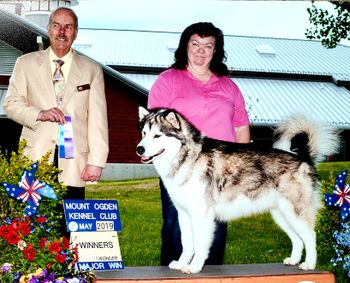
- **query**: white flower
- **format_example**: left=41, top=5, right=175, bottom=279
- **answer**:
left=66, top=278, right=80, bottom=283
left=17, top=239, right=27, bottom=251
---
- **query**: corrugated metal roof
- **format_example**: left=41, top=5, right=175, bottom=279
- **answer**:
left=2, top=14, right=350, bottom=130
left=74, top=29, right=177, bottom=68
left=225, top=36, right=350, bottom=77
left=73, top=29, right=350, bottom=79
left=121, top=73, right=350, bottom=129
left=0, top=40, right=22, bottom=75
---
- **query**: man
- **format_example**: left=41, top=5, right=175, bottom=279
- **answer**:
left=3, top=7, right=109, bottom=199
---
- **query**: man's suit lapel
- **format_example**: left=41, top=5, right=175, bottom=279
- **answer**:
left=61, top=51, right=83, bottom=108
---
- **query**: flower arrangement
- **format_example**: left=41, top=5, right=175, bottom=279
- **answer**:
left=319, top=169, right=350, bottom=280
left=0, top=141, right=94, bottom=282
left=331, top=221, right=350, bottom=277
left=0, top=214, right=93, bottom=282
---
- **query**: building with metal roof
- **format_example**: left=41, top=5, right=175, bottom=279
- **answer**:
left=1, top=6, right=350, bottom=162
left=72, top=28, right=350, bottom=130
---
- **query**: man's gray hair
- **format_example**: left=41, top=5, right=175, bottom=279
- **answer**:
left=48, top=7, right=78, bottom=30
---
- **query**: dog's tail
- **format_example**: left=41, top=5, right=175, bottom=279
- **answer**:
left=273, top=115, right=340, bottom=163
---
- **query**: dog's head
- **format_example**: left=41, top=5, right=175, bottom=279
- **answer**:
left=136, top=107, right=189, bottom=164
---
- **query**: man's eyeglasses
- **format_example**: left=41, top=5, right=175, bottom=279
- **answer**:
left=51, top=22, right=75, bottom=32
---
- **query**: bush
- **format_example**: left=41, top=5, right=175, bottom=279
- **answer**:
left=316, top=170, right=349, bottom=282
left=0, top=140, right=66, bottom=230
left=0, top=141, right=93, bottom=282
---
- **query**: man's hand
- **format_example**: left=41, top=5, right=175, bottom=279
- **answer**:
left=81, top=164, right=103, bottom=182
left=37, top=107, right=66, bottom=124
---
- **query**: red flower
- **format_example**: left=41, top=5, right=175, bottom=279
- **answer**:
left=62, top=236, right=70, bottom=249
left=10, top=220, right=20, bottom=230
left=46, top=263, right=52, bottom=269
left=0, top=225, right=16, bottom=238
left=18, top=221, right=31, bottom=236
left=23, top=244, right=36, bottom=261
left=6, top=231, right=20, bottom=245
left=72, top=244, right=79, bottom=262
left=39, top=237, right=47, bottom=249
left=49, top=241, right=61, bottom=254
left=36, top=216, right=48, bottom=224
left=55, top=253, right=67, bottom=264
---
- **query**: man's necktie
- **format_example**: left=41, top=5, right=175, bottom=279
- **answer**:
left=53, top=59, right=65, bottom=106
left=53, top=59, right=75, bottom=158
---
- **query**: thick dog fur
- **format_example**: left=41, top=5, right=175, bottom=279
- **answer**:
left=136, top=107, right=340, bottom=274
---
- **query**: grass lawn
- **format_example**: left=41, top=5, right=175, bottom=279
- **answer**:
left=86, top=178, right=162, bottom=266
left=86, top=161, right=350, bottom=281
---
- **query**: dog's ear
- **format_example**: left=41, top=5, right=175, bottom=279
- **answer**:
left=138, top=106, right=149, bottom=121
left=165, top=111, right=181, bottom=130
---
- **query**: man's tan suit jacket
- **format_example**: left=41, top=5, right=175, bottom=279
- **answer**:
left=4, top=48, right=109, bottom=187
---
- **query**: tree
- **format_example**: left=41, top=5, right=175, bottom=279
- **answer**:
left=306, top=1, right=350, bottom=48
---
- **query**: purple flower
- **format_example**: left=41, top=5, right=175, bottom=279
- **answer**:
left=12, top=272, right=21, bottom=282
left=47, top=272, right=56, bottom=280
left=1, top=263, right=12, bottom=272
left=40, top=269, right=48, bottom=277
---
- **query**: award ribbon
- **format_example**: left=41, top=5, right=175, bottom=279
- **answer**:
left=59, top=116, right=74, bottom=159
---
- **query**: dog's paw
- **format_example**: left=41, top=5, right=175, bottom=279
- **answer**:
left=169, top=260, right=184, bottom=270
left=298, top=261, right=316, bottom=270
left=283, top=257, right=299, bottom=266
left=179, top=265, right=201, bottom=274
left=179, top=261, right=204, bottom=274
left=180, top=265, right=192, bottom=274
left=168, top=261, right=196, bottom=274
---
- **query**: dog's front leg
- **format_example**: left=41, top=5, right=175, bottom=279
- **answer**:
left=168, top=209, right=194, bottom=271
left=182, top=210, right=216, bottom=274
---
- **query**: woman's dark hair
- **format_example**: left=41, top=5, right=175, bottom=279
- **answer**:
left=171, top=22, right=229, bottom=76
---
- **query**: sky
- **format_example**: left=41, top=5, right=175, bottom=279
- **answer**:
left=72, top=0, right=335, bottom=41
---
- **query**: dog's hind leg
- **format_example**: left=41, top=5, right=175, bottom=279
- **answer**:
left=291, top=220, right=316, bottom=270
left=270, top=208, right=304, bottom=266
left=272, top=207, right=317, bottom=270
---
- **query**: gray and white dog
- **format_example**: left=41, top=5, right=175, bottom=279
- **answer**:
left=136, top=106, right=339, bottom=274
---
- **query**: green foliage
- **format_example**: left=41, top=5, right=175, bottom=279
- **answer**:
left=306, top=1, right=350, bottom=48
left=316, top=170, right=349, bottom=282
left=225, top=213, right=291, bottom=264
left=317, top=162, right=350, bottom=180
left=1, top=215, right=78, bottom=276
left=0, top=141, right=94, bottom=282
left=0, top=140, right=67, bottom=233
left=86, top=179, right=162, bottom=266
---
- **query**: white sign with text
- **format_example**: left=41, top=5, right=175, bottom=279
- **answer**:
left=71, top=231, right=124, bottom=270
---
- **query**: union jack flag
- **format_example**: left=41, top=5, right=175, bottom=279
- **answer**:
left=0, top=162, right=58, bottom=216
left=324, top=170, right=350, bottom=221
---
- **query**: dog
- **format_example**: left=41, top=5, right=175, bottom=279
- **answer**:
left=136, top=106, right=339, bottom=274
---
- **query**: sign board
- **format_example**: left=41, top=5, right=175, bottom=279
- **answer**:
left=63, top=199, right=122, bottom=232
left=71, top=231, right=124, bottom=271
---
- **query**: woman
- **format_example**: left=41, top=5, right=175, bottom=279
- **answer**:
left=148, top=22, right=250, bottom=266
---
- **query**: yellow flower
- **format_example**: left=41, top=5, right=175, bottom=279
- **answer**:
left=34, top=268, right=43, bottom=276
left=19, top=274, right=32, bottom=283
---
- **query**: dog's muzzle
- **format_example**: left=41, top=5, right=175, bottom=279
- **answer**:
left=136, top=145, right=164, bottom=163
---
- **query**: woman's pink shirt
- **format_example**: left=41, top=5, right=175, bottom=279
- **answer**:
left=148, top=69, right=250, bottom=142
